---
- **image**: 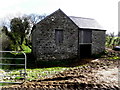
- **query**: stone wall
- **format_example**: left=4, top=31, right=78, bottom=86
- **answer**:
left=32, top=9, right=106, bottom=61
left=32, top=9, right=78, bottom=61
left=92, top=30, right=106, bottom=54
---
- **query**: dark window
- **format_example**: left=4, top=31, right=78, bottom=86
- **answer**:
left=80, top=30, right=92, bottom=43
left=55, top=29, right=63, bottom=44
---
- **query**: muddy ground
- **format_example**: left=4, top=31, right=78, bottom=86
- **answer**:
left=1, top=58, right=119, bottom=89
left=1, top=50, right=120, bottom=89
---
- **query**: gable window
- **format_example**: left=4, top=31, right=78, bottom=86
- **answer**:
left=80, top=30, right=92, bottom=43
left=55, top=29, right=63, bottom=44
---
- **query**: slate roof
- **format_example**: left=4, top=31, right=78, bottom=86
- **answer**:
left=69, top=16, right=103, bottom=30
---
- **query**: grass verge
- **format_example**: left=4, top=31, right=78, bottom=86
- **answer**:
left=1, top=67, right=69, bottom=83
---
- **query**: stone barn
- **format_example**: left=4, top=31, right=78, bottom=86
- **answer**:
left=32, top=9, right=106, bottom=61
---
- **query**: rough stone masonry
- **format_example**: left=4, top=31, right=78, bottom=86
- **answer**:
left=32, top=9, right=106, bottom=61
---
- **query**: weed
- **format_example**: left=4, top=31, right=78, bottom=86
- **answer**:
left=106, top=56, right=120, bottom=60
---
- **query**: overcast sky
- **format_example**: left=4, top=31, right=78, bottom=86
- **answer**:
left=0, top=0, right=119, bottom=35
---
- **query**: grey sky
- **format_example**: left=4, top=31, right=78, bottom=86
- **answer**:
left=0, top=0, right=118, bottom=35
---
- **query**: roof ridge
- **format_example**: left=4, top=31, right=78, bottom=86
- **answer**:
left=69, top=16, right=94, bottom=20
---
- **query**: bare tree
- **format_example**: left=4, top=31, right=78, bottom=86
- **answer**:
left=28, top=13, right=46, bottom=25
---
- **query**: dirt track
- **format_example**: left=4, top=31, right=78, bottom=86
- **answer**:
left=1, top=58, right=120, bottom=89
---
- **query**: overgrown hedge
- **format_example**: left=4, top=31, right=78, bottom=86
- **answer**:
left=106, top=36, right=120, bottom=48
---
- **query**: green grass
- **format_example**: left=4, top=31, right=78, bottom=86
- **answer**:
left=106, top=56, right=120, bottom=60
left=10, top=44, right=31, bottom=55
left=26, top=67, right=68, bottom=80
left=21, top=44, right=31, bottom=53
left=1, top=67, right=69, bottom=82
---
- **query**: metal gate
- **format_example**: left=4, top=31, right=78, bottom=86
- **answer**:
left=0, top=51, right=27, bottom=84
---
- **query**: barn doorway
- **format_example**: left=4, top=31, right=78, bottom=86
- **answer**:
left=79, top=44, right=91, bottom=58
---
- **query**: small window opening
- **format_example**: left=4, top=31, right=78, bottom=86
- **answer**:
left=55, top=29, right=63, bottom=44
